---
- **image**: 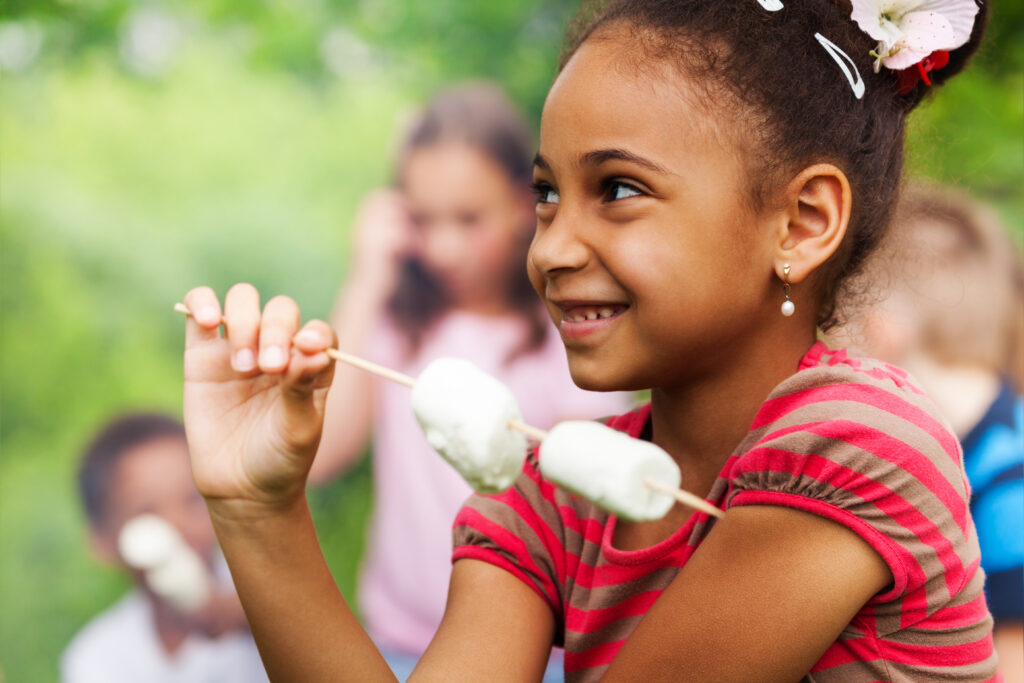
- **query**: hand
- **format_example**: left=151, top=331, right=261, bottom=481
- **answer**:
left=349, top=189, right=415, bottom=294
left=181, top=284, right=337, bottom=517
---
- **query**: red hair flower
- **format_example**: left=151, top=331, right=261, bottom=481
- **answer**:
left=896, top=49, right=951, bottom=93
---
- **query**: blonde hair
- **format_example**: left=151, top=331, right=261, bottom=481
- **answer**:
left=855, top=182, right=1024, bottom=391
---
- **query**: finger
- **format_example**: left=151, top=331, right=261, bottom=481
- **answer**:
left=259, top=295, right=301, bottom=374
left=223, top=283, right=261, bottom=374
left=183, top=287, right=223, bottom=347
left=288, top=320, right=337, bottom=389
left=292, top=319, right=336, bottom=379
left=281, top=321, right=337, bottom=446
left=292, top=319, right=336, bottom=356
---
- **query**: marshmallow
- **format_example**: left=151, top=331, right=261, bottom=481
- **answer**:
left=539, top=421, right=681, bottom=521
left=146, top=551, right=211, bottom=612
left=118, top=514, right=211, bottom=612
left=118, top=514, right=178, bottom=569
left=410, top=357, right=528, bottom=493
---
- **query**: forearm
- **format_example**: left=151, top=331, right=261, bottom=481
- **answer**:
left=208, top=497, right=394, bottom=682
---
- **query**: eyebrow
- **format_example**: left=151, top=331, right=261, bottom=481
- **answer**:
left=533, top=149, right=673, bottom=176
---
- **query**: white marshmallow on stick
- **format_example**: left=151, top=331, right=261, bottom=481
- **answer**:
left=118, top=514, right=212, bottom=612
left=306, top=351, right=531, bottom=492
left=410, top=358, right=529, bottom=493
left=538, top=421, right=722, bottom=521
left=173, top=303, right=723, bottom=518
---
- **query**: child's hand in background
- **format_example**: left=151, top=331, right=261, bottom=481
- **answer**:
left=181, top=284, right=336, bottom=518
left=349, top=189, right=415, bottom=298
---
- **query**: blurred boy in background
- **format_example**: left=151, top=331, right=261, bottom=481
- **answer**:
left=61, top=413, right=267, bottom=682
left=835, top=183, right=1024, bottom=680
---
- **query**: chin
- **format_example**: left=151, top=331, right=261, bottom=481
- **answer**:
left=567, top=358, right=646, bottom=393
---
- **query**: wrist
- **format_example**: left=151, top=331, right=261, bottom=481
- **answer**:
left=205, top=491, right=309, bottom=530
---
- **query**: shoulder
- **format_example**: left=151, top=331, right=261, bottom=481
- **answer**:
left=727, top=344, right=978, bottom=609
left=738, top=343, right=962, bottom=473
left=962, top=381, right=1024, bottom=492
left=61, top=592, right=153, bottom=680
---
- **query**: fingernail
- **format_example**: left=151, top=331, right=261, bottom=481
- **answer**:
left=233, top=348, right=256, bottom=372
left=261, top=346, right=286, bottom=369
left=197, top=306, right=220, bottom=326
left=294, top=329, right=320, bottom=346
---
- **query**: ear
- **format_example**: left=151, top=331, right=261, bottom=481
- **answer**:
left=773, top=164, right=851, bottom=284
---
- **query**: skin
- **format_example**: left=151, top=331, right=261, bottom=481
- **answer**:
left=309, top=144, right=535, bottom=483
left=89, top=437, right=249, bottom=654
left=182, top=27, right=891, bottom=682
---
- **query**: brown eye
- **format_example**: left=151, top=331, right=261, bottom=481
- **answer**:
left=532, top=182, right=560, bottom=204
left=607, top=181, right=642, bottom=201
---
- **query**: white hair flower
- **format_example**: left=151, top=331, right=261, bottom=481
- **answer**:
left=850, top=0, right=979, bottom=72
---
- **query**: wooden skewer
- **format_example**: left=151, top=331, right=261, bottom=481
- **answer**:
left=326, top=348, right=415, bottom=388
left=174, top=302, right=724, bottom=518
left=507, top=419, right=548, bottom=443
left=644, top=479, right=724, bottom=519
left=175, top=302, right=418, bottom=387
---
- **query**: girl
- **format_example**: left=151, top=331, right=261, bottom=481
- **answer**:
left=306, top=83, right=627, bottom=677
left=180, top=1, right=999, bottom=680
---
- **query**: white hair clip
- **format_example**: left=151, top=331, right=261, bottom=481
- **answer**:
left=815, top=33, right=866, bottom=99
left=756, top=0, right=784, bottom=10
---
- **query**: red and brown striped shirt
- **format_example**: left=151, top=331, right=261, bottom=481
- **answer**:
left=452, top=343, right=1000, bottom=682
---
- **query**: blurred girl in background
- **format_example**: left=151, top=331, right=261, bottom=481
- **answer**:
left=307, top=82, right=629, bottom=679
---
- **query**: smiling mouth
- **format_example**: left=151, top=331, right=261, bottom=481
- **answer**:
left=561, top=304, right=628, bottom=322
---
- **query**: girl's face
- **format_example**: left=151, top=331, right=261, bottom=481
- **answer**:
left=403, top=144, right=532, bottom=312
left=529, top=31, right=780, bottom=392
left=99, top=437, right=216, bottom=567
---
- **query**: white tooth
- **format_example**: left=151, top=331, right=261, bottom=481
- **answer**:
left=599, top=307, right=614, bottom=318
left=585, top=311, right=598, bottom=320
left=569, top=314, right=584, bottom=322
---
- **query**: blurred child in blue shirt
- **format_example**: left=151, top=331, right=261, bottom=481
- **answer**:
left=836, top=182, right=1023, bottom=679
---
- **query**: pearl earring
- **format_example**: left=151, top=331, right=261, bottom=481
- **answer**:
left=781, top=264, right=795, bottom=316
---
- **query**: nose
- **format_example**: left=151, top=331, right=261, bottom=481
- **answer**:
left=528, top=211, right=590, bottom=279
left=421, top=221, right=466, bottom=273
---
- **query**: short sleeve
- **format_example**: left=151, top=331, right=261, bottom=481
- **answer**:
left=452, top=452, right=566, bottom=621
left=725, top=366, right=977, bottom=626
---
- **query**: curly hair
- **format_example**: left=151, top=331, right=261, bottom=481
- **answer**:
left=559, top=0, right=989, bottom=329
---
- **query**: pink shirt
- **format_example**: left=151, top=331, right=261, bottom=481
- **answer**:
left=359, top=310, right=632, bottom=654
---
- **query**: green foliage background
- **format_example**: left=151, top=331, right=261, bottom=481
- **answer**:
left=1, top=2, right=1020, bottom=681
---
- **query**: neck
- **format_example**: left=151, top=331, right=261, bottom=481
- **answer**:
left=649, top=324, right=817, bottom=497
left=900, top=355, right=1000, bottom=437
left=147, top=592, right=190, bottom=656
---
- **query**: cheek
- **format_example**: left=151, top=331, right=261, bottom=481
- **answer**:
left=527, top=246, right=546, bottom=297
left=473, top=221, right=520, bottom=270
